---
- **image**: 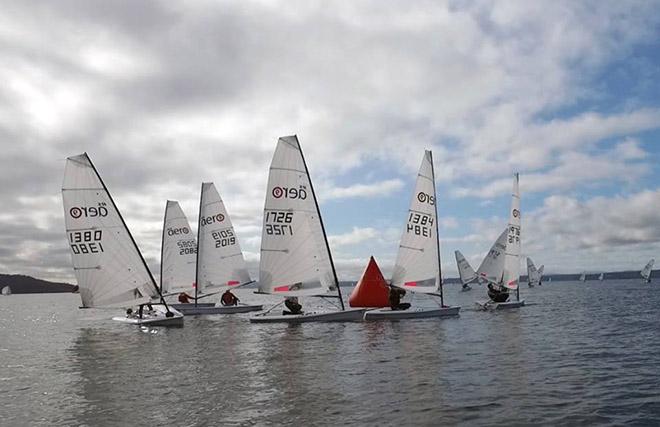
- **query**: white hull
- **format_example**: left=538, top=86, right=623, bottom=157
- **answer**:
left=475, top=300, right=525, bottom=311
left=177, top=304, right=263, bottom=315
left=112, top=306, right=184, bottom=327
left=250, top=308, right=366, bottom=323
left=363, top=306, right=460, bottom=320
left=169, top=302, right=215, bottom=310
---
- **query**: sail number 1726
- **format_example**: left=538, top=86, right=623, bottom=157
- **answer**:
left=265, top=210, right=293, bottom=235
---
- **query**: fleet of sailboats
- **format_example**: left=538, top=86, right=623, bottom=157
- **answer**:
left=57, top=150, right=657, bottom=327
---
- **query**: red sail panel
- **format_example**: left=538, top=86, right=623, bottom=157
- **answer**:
left=349, top=256, right=390, bottom=308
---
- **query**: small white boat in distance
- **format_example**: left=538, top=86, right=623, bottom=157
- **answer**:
left=1, top=285, right=11, bottom=296
left=455, top=250, right=477, bottom=291
left=62, top=153, right=183, bottom=327
left=526, top=258, right=543, bottom=287
left=641, top=259, right=654, bottom=283
left=598, top=273, right=604, bottom=281
left=579, top=272, right=586, bottom=282
left=476, top=173, right=525, bottom=310
left=250, top=136, right=365, bottom=323
left=364, top=151, right=460, bottom=320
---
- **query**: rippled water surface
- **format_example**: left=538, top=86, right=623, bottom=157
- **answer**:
left=1, top=280, right=660, bottom=426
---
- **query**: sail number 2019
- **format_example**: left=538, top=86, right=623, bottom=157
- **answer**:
left=407, top=212, right=433, bottom=237
left=69, top=230, right=104, bottom=254
left=265, top=211, right=293, bottom=235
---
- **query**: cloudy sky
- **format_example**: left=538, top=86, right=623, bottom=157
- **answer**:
left=1, top=0, right=659, bottom=283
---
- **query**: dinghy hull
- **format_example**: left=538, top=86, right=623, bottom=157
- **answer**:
left=475, top=300, right=525, bottom=311
left=249, top=308, right=366, bottom=323
left=112, top=306, right=184, bottom=327
left=177, top=304, right=263, bottom=315
left=169, top=302, right=215, bottom=310
left=363, top=306, right=460, bottom=320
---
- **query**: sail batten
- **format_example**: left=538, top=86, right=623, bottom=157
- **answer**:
left=391, top=150, right=440, bottom=294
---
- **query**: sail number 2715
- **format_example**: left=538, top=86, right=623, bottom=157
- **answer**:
left=265, top=211, right=294, bottom=235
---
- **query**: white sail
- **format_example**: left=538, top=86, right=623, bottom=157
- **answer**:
left=537, top=265, right=544, bottom=280
left=1, top=286, right=10, bottom=296
left=391, top=150, right=440, bottom=294
left=641, top=259, right=654, bottom=281
left=455, top=250, right=477, bottom=285
left=160, top=200, right=196, bottom=294
left=579, top=272, right=586, bottom=282
left=598, top=272, right=604, bottom=281
left=196, top=182, right=251, bottom=293
left=502, top=173, right=521, bottom=290
left=477, top=228, right=508, bottom=285
left=527, top=257, right=539, bottom=285
left=258, top=136, right=335, bottom=296
left=62, top=153, right=158, bottom=308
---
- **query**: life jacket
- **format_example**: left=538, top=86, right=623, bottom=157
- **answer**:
left=221, top=292, right=236, bottom=306
left=178, top=293, right=191, bottom=303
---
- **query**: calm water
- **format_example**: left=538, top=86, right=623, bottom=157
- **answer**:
left=1, top=280, right=659, bottom=426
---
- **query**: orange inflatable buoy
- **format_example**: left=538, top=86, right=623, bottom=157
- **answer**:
left=349, top=256, right=390, bottom=308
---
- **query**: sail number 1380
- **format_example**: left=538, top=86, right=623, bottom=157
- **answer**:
left=69, top=230, right=104, bottom=254
left=265, top=210, right=293, bottom=235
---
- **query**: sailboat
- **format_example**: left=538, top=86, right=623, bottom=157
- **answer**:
left=1, top=286, right=11, bottom=296
left=641, top=259, right=654, bottom=283
left=526, top=257, right=543, bottom=287
left=598, top=272, right=604, bottom=281
left=159, top=200, right=213, bottom=309
left=579, top=272, right=586, bottom=282
left=348, top=256, right=390, bottom=308
left=476, top=173, right=524, bottom=310
left=364, top=150, right=460, bottom=320
left=250, top=136, right=366, bottom=323
left=455, top=250, right=478, bottom=291
left=62, top=153, right=183, bottom=326
left=177, top=182, right=263, bottom=315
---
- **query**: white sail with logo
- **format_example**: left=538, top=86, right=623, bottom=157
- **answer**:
left=258, top=136, right=335, bottom=296
left=391, top=150, right=440, bottom=293
left=477, top=229, right=508, bottom=285
left=502, top=173, right=521, bottom=290
left=161, top=200, right=196, bottom=294
left=62, top=153, right=157, bottom=308
left=641, top=259, right=654, bottom=281
left=196, top=182, right=251, bottom=293
left=455, top=250, right=478, bottom=285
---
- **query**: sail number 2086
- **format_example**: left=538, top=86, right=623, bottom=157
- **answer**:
left=69, top=230, right=104, bottom=254
left=265, top=210, right=293, bottom=235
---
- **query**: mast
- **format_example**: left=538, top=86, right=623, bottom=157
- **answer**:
left=296, top=136, right=345, bottom=310
left=160, top=201, right=167, bottom=294
left=84, top=153, right=171, bottom=312
left=194, top=183, right=204, bottom=307
left=429, top=150, right=444, bottom=307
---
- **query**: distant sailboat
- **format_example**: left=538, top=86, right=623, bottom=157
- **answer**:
left=250, top=136, right=366, bottom=323
left=348, top=256, right=390, bottom=308
left=476, top=173, right=524, bottom=310
left=62, top=153, right=183, bottom=326
left=364, top=150, right=460, bottom=320
left=1, top=286, right=11, bottom=296
left=455, top=250, right=478, bottom=291
left=598, top=273, right=604, bottom=281
left=579, top=272, right=586, bottom=282
left=641, top=259, right=654, bottom=283
left=182, top=182, right=262, bottom=315
left=526, top=257, right=543, bottom=288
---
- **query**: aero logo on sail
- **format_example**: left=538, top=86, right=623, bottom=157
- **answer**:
left=69, top=205, right=109, bottom=219
left=272, top=186, right=307, bottom=200
left=201, top=213, right=225, bottom=226
left=167, top=227, right=190, bottom=236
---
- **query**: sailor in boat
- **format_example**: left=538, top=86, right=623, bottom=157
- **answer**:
left=220, top=289, right=240, bottom=306
left=487, top=283, right=509, bottom=303
left=283, top=296, right=303, bottom=315
left=462, top=283, right=471, bottom=291
left=389, top=287, right=411, bottom=311
left=178, top=292, right=193, bottom=304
